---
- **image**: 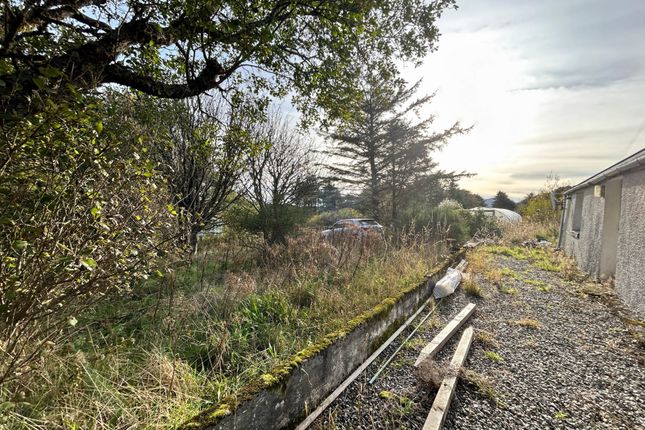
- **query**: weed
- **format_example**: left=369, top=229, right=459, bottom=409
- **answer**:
left=465, top=249, right=489, bottom=275
left=499, top=286, right=518, bottom=295
left=554, top=411, right=568, bottom=420
left=512, top=318, right=540, bottom=329
left=499, top=220, right=558, bottom=245
left=4, top=229, right=450, bottom=430
left=391, top=357, right=413, bottom=368
left=461, top=369, right=502, bottom=406
left=398, top=395, right=415, bottom=414
left=402, top=337, right=426, bottom=350
left=378, top=390, right=415, bottom=416
left=483, top=351, right=503, bottom=362
left=476, top=330, right=500, bottom=348
left=462, top=277, right=484, bottom=298
left=379, top=390, right=394, bottom=400
left=485, top=268, right=503, bottom=285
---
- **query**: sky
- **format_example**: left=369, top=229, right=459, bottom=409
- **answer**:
left=402, top=0, right=645, bottom=199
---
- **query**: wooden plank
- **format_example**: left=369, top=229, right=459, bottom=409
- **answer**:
left=422, top=326, right=475, bottom=430
left=414, top=303, right=476, bottom=367
left=295, top=297, right=434, bottom=430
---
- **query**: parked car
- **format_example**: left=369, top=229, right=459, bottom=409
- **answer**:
left=321, top=218, right=384, bottom=240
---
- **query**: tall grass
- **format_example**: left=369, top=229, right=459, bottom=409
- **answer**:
left=1, top=229, right=447, bottom=429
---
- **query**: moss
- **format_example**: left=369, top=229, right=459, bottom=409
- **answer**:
left=370, top=317, right=404, bottom=351
left=379, top=390, right=393, bottom=399
left=553, top=411, right=568, bottom=420
left=499, top=286, right=518, bottom=295
left=178, top=252, right=464, bottom=430
left=499, top=268, right=520, bottom=279
left=483, top=351, right=503, bottom=362
left=209, top=404, right=232, bottom=420
left=260, top=373, right=278, bottom=386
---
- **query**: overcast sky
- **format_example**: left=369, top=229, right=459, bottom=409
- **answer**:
left=404, top=0, right=645, bottom=199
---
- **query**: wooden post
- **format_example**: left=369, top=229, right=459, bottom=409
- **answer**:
left=422, top=326, right=474, bottom=430
left=415, top=303, right=476, bottom=367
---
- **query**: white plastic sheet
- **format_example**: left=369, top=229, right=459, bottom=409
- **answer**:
left=433, top=267, right=463, bottom=298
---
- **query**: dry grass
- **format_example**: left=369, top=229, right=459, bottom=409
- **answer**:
left=466, top=248, right=489, bottom=275
left=499, top=220, right=558, bottom=246
left=476, top=329, right=500, bottom=348
left=460, top=369, right=502, bottom=406
left=462, top=275, right=484, bottom=298
left=415, top=359, right=457, bottom=389
left=1, top=229, right=448, bottom=430
left=512, top=318, right=541, bottom=329
left=485, top=268, right=504, bottom=286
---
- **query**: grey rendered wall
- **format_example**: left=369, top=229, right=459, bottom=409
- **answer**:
left=562, top=187, right=605, bottom=277
left=615, top=168, right=645, bottom=319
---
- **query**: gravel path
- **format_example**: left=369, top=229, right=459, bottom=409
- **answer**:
left=310, top=247, right=645, bottom=430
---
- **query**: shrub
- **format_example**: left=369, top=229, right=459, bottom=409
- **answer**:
left=1, top=228, right=448, bottom=429
left=0, top=99, right=179, bottom=386
left=306, top=208, right=364, bottom=228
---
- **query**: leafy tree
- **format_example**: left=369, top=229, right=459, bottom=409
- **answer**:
left=1, top=0, right=457, bottom=120
left=0, top=97, right=178, bottom=385
left=235, top=112, right=318, bottom=244
left=306, top=208, right=364, bottom=228
left=517, top=174, right=570, bottom=223
left=444, top=181, right=485, bottom=208
left=492, top=191, right=517, bottom=211
left=326, top=74, right=466, bottom=221
left=129, top=95, right=258, bottom=250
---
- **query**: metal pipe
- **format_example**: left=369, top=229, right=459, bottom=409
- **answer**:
left=557, top=195, right=569, bottom=249
left=368, top=299, right=442, bottom=385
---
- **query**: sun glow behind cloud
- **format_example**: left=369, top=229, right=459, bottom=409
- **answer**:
left=406, top=0, right=645, bottom=199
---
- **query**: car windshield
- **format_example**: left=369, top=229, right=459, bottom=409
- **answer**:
left=358, top=219, right=379, bottom=226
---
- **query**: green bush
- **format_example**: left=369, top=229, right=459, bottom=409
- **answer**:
left=226, top=200, right=307, bottom=244
left=306, top=208, right=364, bottom=228
left=396, top=203, right=500, bottom=246
left=0, top=97, right=178, bottom=386
left=517, top=192, right=560, bottom=224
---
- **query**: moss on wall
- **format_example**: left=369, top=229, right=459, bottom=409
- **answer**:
left=179, top=250, right=462, bottom=430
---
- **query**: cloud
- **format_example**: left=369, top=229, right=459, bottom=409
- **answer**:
left=417, top=0, right=645, bottom=198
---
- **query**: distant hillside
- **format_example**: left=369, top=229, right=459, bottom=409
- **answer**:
left=483, top=198, right=495, bottom=208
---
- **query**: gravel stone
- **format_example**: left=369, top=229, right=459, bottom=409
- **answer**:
left=309, top=250, right=645, bottom=430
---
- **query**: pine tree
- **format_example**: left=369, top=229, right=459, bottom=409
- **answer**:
left=325, top=73, right=466, bottom=222
left=493, top=191, right=517, bottom=210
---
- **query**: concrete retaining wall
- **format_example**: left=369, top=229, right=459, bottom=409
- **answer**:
left=184, top=254, right=459, bottom=430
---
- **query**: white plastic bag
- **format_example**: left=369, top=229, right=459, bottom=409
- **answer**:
left=433, top=267, right=462, bottom=298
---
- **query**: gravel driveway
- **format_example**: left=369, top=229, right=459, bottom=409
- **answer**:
left=310, top=247, right=645, bottom=430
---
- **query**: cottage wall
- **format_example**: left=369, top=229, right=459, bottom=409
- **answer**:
left=615, top=167, right=645, bottom=318
left=562, top=187, right=605, bottom=277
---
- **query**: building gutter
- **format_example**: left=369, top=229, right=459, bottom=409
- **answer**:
left=565, top=149, right=645, bottom=195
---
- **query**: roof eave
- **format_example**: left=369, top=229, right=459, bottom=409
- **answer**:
left=564, top=148, right=645, bottom=195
